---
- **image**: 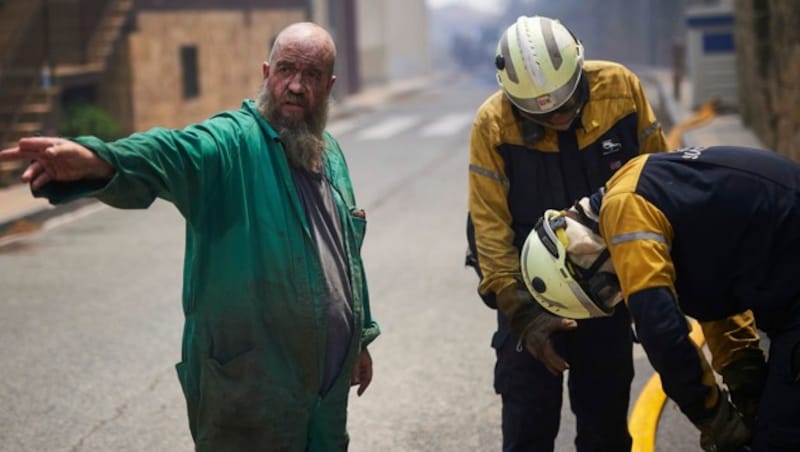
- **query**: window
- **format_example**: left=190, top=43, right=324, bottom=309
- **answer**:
left=180, top=45, right=199, bottom=99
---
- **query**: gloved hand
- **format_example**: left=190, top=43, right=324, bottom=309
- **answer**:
left=496, top=282, right=577, bottom=374
left=695, top=389, right=752, bottom=452
left=520, top=308, right=578, bottom=374
left=720, top=354, right=767, bottom=430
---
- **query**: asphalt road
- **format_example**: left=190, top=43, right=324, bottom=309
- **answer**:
left=0, top=72, right=701, bottom=451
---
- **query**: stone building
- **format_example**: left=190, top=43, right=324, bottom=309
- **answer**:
left=99, top=1, right=307, bottom=131
left=110, top=0, right=430, bottom=132
left=0, top=0, right=430, bottom=184
left=0, top=0, right=312, bottom=163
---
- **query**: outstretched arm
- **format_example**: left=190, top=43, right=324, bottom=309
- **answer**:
left=0, top=137, right=114, bottom=190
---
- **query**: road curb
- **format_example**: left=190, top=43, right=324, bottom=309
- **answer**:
left=0, top=198, right=97, bottom=240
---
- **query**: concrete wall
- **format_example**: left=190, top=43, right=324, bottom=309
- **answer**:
left=356, top=0, right=387, bottom=86
left=384, top=0, right=431, bottom=81
left=734, top=0, right=800, bottom=160
left=356, top=0, right=430, bottom=87
left=102, top=8, right=304, bottom=131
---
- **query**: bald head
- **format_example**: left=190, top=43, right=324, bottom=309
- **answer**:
left=269, top=22, right=336, bottom=74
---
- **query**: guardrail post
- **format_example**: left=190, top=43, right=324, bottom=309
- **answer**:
left=672, top=39, right=684, bottom=101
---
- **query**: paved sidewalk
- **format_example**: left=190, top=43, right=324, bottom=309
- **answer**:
left=0, top=184, right=97, bottom=239
left=0, top=184, right=49, bottom=228
left=648, top=68, right=764, bottom=149
left=0, top=76, right=432, bottom=240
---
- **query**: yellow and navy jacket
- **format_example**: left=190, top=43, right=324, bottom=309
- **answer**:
left=598, top=145, right=800, bottom=422
left=468, top=60, right=667, bottom=301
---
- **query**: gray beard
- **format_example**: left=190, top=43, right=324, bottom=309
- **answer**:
left=255, top=84, right=329, bottom=172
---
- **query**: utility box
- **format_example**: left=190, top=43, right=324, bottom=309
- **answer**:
left=685, top=3, right=737, bottom=109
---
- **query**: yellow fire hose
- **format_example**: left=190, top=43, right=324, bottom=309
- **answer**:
left=665, top=99, right=719, bottom=149
left=629, top=319, right=705, bottom=451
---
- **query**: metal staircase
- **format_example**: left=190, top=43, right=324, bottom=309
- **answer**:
left=0, top=0, right=135, bottom=186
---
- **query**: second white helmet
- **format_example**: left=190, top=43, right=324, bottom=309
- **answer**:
left=520, top=209, right=621, bottom=319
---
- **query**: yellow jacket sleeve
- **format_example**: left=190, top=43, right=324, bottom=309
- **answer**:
left=467, top=95, right=520, bottom=297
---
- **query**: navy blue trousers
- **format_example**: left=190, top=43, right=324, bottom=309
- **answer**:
left=750, top=321, right=800, bottom=451
left=492, top=306, right=634, bottom=452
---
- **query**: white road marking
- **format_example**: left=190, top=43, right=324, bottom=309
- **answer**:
left=326, top=117, right=361, bottom=137
left=420, top=112, right=474, bottom=138
left=356, top=115, right=420, bottom=140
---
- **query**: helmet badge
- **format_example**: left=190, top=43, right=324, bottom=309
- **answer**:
left=536, top=95, right=556, bottom=111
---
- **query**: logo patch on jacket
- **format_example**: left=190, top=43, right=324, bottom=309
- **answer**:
left=601, top=139, right=622, bottom=156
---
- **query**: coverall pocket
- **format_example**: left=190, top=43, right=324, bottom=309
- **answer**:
left=350, top=211, right=366, bottom=253
left=200, top=348, right=302, bottom=430
left=175, top=361, right=200, bottom=440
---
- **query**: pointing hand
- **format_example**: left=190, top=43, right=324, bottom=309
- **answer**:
left=0, top=137, right=113, bottom=190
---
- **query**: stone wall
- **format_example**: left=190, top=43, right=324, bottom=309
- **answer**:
left=101, top=8, right=304, bottom=132
left=734, top=0, right=800, bottom=160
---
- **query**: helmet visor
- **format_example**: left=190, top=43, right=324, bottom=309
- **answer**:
left=569, top=260, right=621, bottom=313
left=517, top=84, right=585, bottom=129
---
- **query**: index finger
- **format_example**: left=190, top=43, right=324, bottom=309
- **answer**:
left=0, top=145, right=27, bottom=161
left=542, top=346, right=569, bottom=375
left=0, top=137, right=59, bottom=161
left=357, top=379, right=370, bottom=396
left=559, top=318, right=578, bottom=331
left=18, top=136, right=63, bottom=152
left=357, top=369, right=372, bottom=396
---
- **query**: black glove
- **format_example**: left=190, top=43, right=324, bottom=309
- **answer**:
left=496, top=282, right=540, bottom=335
left=720, top=354, right=767, bottom=430
left=695, top=389, right=752, bottom=452
left=520, top=308, right=577, bottom=374
left=496, top=282, right=578, bottom=374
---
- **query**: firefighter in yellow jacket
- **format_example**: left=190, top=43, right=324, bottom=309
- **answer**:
left=466, top=15, right=668, bottom=451
left=520, top=146, right=797, bottom=451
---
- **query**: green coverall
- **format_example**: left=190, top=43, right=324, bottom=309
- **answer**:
left=39, top=100, right=380, bottom=451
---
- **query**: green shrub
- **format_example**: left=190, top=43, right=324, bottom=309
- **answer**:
left=60, top=103, right=125, bottom=141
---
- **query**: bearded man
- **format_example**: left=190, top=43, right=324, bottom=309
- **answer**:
left=0, top=22, right=379, bottom=452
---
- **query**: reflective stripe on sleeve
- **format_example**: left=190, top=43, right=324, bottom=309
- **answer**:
left=469, top=164, right=510, bottom=189
left=639, top=121, right=661, bottom=143
left=611, top=231, right=666, bottom=245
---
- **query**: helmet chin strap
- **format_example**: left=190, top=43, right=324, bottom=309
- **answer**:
left=569, top=248, right=620, bottom=311
left=571, top=196, right=599, bottom=233
left=575, top=248, right=610, bottom=278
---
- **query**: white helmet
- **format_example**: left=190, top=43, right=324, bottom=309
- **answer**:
left=495, top=16, right=585, bottom=128
left=520, top=209, right=620, bottom=319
